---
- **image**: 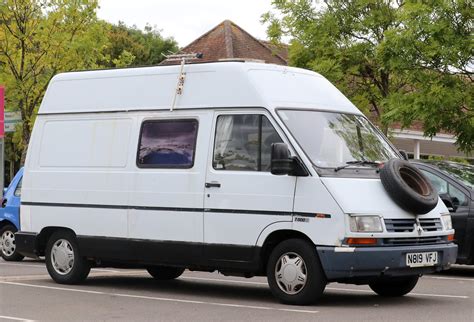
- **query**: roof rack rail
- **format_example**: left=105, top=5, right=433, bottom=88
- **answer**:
left=165, top=53, right=204, bottom=62
left=165, top=52, right=203, bottom=111
left=217, top=58, right=265, bottom=63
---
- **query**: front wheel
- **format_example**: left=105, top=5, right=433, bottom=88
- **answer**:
left=45, top=231, right=91, bottom=284
left=0, top=225, right=24, bottom=261
left=146, top=266, right=185, bottom=280
left=267, top=239, right=326, bottom=305
left=369, top=276, right=419, bottom=297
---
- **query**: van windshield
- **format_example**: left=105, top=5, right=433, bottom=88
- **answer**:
left=278, top=110, right=398, bottom=168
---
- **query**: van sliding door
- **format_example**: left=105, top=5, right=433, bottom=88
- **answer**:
left=128, top=111, right=212, bottom=264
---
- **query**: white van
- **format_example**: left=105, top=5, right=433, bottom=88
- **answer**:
left=16, top=61, right=457, bottom=305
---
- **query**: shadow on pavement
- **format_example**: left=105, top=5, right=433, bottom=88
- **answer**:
left=437, top=265, right=474, bottom=278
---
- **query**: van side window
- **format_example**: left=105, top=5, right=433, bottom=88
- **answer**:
left=213, top=114, right=283, bottom=171
left=137, top=119, right=198, bottom=168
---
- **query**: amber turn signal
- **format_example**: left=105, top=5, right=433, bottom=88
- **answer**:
left=447, top=234, right=455, bottom=241
left=346, top=237, right=378, bottom=245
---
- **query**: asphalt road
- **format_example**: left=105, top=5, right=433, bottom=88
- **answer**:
left=0, top=259, right=473, bottom=321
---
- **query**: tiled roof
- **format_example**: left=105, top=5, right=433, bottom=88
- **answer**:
left=160, top=20, right=287, bottom=65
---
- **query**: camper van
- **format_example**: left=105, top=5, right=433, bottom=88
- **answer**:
left=16, top=61, right=457, bottom=305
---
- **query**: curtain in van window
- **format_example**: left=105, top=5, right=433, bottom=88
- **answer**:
left=214, top=116, right=234, bottom=159
left=213, top=114, right=282, bottom=171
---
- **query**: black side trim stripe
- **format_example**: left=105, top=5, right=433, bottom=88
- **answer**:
left=204, top=208, right=292, bottom=216
left=21, top=201, right=328, bottom=218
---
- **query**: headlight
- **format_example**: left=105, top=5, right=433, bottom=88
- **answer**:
left=349, top=215, right=383, bottom=232
left=441, top=214, right=452, bottom=230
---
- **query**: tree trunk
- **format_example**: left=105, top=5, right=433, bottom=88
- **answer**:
left=20, top=120, right=31, bottom=166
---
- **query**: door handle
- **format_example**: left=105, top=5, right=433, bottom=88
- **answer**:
left=205, top=182, right=221, bottom=188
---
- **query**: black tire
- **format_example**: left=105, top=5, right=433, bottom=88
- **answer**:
left=369, top=276, right=419, bottom=297
left=45, top=231, right=91, bottom=284
left=0, top=225, right=24, bottom=261
left=267, top=239, right=326, bottom=305
left=380, top=158, right=438, bottom=214
left=146, top=266, right=185, bottom=280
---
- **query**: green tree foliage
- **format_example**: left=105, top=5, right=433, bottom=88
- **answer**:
left=0, top=2, right=178, bottom=166
left=102, top=22, right=178, bottom=68
left=0, top=0, right=108, bottom=162
left=263, top=0, right=473, bottom=153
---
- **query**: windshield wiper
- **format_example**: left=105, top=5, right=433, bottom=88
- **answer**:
left=334, top=160, right=381, bottom=172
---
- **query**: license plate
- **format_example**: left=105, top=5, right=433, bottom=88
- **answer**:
left=406, top=252, right=438, bottom=267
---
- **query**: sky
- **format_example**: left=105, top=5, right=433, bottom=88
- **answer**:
left=97, top=0, right=275, bottom=47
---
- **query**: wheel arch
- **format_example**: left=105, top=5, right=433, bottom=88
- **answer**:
left=258, top=227, right=315, bottom=274
left=37, top=226, right=77, bottom=256
left=0, top=219, right=17, bottom=230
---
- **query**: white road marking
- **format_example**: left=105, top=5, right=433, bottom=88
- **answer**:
left=0, top=281, right=318, bottom=314
left=181, top=276, right=268, bottom=285
left=0, top=315, right=35, bottom=322
left=0, top=262, right=121, bottom=273
left=424, top=276, right=474, bottom=282
left=180, top=276, right=470, bottom=299
left=2, top=264, right=470, bottom=300
left=90, top=268, right=122, bottom=273
left=0, top=262, right=44, bottom=268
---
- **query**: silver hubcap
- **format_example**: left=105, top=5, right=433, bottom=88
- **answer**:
left=51, top=239, right=74, bottom=275
left=275, top=252, right=307, bottom=295
left=0, top=230, right=16, bottom=257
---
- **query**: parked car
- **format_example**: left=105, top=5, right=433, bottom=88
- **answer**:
left=16, top=61, right=456, bottom=305
left=412, top=161, right=473, bottom=264
left=0, top=167, right=24, bottom=261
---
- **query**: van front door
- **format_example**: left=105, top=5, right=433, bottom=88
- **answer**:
left=203, top=111, right=296, bottom=268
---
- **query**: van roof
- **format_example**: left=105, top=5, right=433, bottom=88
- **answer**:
left=39, top=62, right=361, bottom=115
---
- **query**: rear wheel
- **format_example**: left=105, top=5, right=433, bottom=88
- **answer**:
left=266, top=239, right=326, bottom=305
left=45, top=231, right=91, bottom=284
left=0, top=224, right=24, bottom=261
left=369, top=276, right=419, bottom=297
left=146, top=266, right=185, bottom=280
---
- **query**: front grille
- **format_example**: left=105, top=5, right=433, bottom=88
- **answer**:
left=419, top=218, right=443, bottom=232
left=383, top=236, right=445, bottom=246
left=384, top=218, right=442, bottom=233
left=385, top=219, right=415, bottom=232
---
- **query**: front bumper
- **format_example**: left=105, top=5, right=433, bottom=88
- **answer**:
left=317, top=243, right=457, bottom=282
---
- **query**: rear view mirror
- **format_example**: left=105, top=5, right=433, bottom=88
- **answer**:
left=271, top=143, right=292, bottom=175
left=399, top=150, right=409, bottom=161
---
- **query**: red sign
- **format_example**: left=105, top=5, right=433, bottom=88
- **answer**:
left=0, top=86, right=4, bottom=138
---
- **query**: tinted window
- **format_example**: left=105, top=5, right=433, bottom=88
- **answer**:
left=213, top=114, right=282, bottom=171
left=138, top=119, right=198, bottom=168
left=422, top=170, right=448, bottom=194
left=448, top=184, right=468, bottom=207
left=422, top=170, right=468, bottom=207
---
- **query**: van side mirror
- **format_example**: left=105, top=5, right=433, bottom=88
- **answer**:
left=399, top=150, right=409, bottom=161
left=271, top=143, right=292, bottom=175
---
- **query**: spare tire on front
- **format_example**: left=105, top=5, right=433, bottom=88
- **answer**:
left=380, top=158, right=438, bottom=214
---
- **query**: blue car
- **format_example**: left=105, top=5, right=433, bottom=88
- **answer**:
left=0, top=167, right=24, bottom=261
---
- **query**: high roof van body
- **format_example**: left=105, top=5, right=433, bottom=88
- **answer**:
left=16, top=62, right=457, bottom=304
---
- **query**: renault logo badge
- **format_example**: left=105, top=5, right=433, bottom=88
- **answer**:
left=415, top=217, right=424, bottom=235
